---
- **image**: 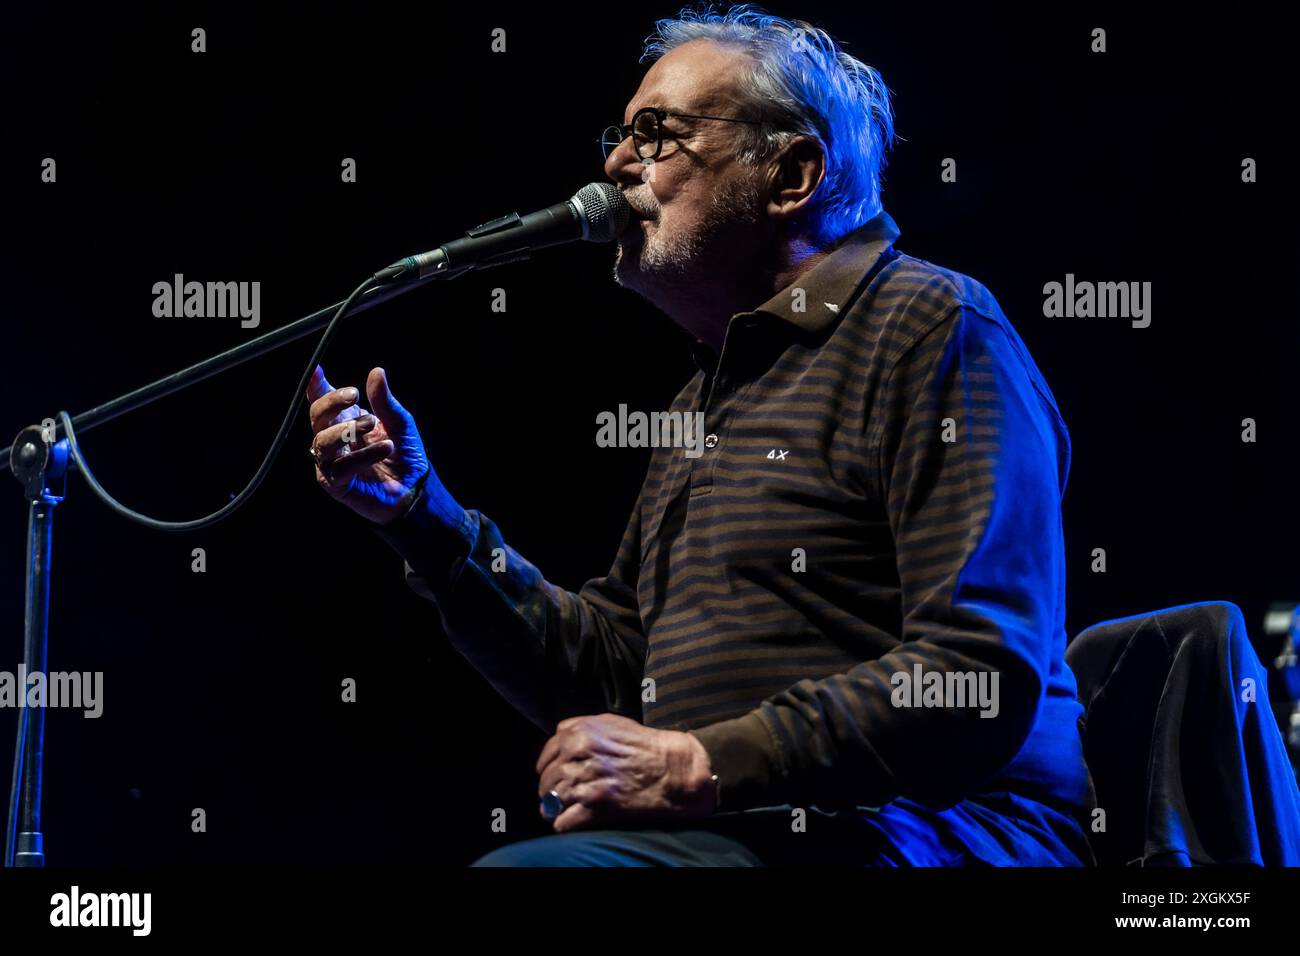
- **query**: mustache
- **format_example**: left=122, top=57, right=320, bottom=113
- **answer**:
left=621, top=188, right=659, bottom=222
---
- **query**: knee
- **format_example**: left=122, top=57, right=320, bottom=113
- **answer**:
left=471, top=833, right=611, bottom=867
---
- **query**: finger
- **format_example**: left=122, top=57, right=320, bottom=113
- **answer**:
left=311, top=415, right=379, bottom=465
left=306, top=365, right=333, bottom=403
left=535, top=732, right=568, bottom=776
left=537, top=756, right=573, bottom=798
left=551, top=794, right=602, bottom=833
left=320, top=440, right=393, bottom=488
left=539, top=755, right=600, bottom=798
left=366, top=367, right=412, bottom=438
left=309, top=386, right=362, bottom=433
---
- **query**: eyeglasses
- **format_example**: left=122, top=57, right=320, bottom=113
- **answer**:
left=600, top=107, right=764, bottom=162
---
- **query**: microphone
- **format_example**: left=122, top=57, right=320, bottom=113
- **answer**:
left=375, top=182, right=631, bottom=283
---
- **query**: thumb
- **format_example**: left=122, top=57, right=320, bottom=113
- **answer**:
left=366, top=367, right=412, bottom=435
left=306, top=364, right=334, bottom=402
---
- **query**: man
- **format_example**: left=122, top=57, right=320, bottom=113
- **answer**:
left=304, top=5, right=1095, bottom=866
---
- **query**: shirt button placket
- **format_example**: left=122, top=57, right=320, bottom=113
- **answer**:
left=692, top=319, right=751, bottom=496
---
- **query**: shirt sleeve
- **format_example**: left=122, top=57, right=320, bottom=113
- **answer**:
left=690, top=304, right=1071, bottom=812
left=371, top=478, right=649, bottom=734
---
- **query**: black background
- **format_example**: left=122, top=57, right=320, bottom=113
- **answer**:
left=0, top=2, right=1295, bottom=866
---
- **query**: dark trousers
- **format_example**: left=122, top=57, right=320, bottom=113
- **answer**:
left=473, top=797, right=1093, bottom=867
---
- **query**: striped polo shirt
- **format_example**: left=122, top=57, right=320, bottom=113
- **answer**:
left=375, top=210, right=1092, bottom=852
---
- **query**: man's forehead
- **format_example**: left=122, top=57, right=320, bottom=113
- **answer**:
left=623, top=39, right=746, bottom=121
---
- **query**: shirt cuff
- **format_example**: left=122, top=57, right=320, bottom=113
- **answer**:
left=370, top=482, right=474, bottom=588
left=688, top=711, right=784, bottom=812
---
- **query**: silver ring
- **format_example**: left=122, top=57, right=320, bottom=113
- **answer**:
left=309, top=444, right=322, bottom=464
left=540, top=789, right=565, bottom=821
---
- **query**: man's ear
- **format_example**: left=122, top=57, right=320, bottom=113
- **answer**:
left=766, top=135, right=826, bottom=220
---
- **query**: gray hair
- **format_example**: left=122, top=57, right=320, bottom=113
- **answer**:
left=641, top=4, right=896, bottom=246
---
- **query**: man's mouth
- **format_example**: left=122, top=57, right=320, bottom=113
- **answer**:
left=621, top=193, right=657, bottom=224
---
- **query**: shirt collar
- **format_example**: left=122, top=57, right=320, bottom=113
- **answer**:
left=689, top=210, right=901, bottom=371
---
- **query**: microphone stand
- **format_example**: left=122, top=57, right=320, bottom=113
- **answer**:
left=1, top=274, right=444, bottom=866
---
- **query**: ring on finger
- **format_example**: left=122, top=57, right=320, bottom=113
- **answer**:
left=540, top=789, right=566, bottom=821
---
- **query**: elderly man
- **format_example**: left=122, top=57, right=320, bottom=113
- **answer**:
left=304, top=5, right=1094, bottom=866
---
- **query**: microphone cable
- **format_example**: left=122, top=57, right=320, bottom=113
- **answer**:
left=4, top=272, right=395, bottom=865
left=5, top=273, right=393, bottom=866
left=57, top=274, right=382, bottom=532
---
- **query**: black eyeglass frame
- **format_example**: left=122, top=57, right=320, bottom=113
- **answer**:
left=600, top=107, right=765, bottom=162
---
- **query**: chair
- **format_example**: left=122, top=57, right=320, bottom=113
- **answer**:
left=1066, top=601, right=1300, bottom=865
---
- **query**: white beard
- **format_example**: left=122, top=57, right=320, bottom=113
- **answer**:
left=613, top=178, right=763, bottom=295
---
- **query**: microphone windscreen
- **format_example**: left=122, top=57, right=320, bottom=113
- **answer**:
left=572, top=182, right=631, bottom=243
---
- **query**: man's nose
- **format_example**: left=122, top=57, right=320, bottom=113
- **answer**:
left=603, top=134, right=644, bottom=187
